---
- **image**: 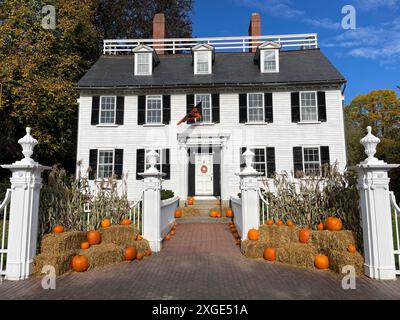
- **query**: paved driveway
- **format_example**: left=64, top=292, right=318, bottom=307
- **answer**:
left=0, top=223, right=399, bottom=300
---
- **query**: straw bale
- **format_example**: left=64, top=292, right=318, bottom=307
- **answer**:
left=328, top=249, right=364, bottom=275
left=79, top=243, right=124, bottom=270
left=40, top=231, right=86, bottom=255
left=33, top=250, right=77, bottom=276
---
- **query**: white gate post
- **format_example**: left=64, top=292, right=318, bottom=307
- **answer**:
left=1, top=128, right=50, bottom=280
left=236, top=148, right=263, bottom=240
left=139, top=149, right=165, bottom=252
left=354, top=127, right=399, bottom=280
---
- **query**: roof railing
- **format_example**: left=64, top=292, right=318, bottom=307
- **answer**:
left=103, top=33, right=318, bottom=55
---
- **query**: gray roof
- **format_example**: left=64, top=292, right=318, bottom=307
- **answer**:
left=77, top=49, right=345, bottom=89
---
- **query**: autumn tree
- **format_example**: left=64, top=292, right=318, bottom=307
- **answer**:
left=345, top=89, right=400, bottom=197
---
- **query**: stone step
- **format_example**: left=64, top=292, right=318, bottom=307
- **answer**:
left=176, top=216, right=232, bottom=224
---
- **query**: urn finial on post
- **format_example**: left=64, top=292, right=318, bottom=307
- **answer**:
left=360, top=126, right=381, bottom=164
left=242, top=148, right=258, bottom=174
left=18, top=127, right=38, bottom=164
left=145, top=149, right=160, bottom=174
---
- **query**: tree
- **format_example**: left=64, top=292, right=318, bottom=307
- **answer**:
left=345, top=89, right=400, bottom=197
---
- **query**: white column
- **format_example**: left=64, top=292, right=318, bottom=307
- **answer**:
left=139, top=149, right=165, bottom=252
left=1, top=128, right=50, bottom=280
left=354, top=127, right=399, bottom=280
left=236, top=148, right=262, bottom=240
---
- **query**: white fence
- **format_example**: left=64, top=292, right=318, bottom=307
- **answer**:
left=258, top=188, right=269, bottom=225
left=0, top=189, right=12, bottom=276
left=160, top=196, right=179, bottom=239
left=230, top=197, right=243, bottom=238
left=390, top=191, right=400, bottom=275
left=103, top=33, right=318, bottom=54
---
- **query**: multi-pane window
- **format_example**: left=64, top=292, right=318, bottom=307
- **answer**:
left=146, top=96, right=162, bottom=124
left=263, top=50, right=277, bottom=72
left=303, top=147, right=320, bottom=176
left=248, top=93, right=264, bottom=122
left=100, top=96, right=116, bottom=124
left=98, top=150, right=114, bottom=179
left=196, top=52, right=209, bottom=74
left=145, top=149, right=161, bottom=171
left=195, top=94, right=212, bottom=123
left=136, top=53, right=150, bottom=75
left=300, top=92, right=318, bottom=121
left=252, top=148, right=266, bottom=174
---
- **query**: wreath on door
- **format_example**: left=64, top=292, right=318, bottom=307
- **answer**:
left=200, top=165, right=208, bottom=173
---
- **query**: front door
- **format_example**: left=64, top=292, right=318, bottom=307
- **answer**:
left=195, top=153, right=213, bottom=195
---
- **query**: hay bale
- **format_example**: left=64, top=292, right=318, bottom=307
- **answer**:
left=99, top=225, right=138, bottom=247
left=276, top=243, right=318, bottom=269
left=134, top=239, right=151, bottom=253
left=241, top=240, right=265, bottom=258
left=79, top=243, right=124, bottom=270
left=40, top=231, right=87, bottom=255
left=310, top=230, right=356, bottom=253
left=259, top=225, right=300, bottom=247
left=33, top=250, right=77, bottom=276
left=328, top=250, right=364, bottom=275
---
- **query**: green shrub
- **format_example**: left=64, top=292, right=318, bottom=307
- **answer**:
left=161, top=189, right=174, bottom=200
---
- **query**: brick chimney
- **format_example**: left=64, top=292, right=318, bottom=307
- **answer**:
left=248, top=13, right=261, bottom=52
left=153, top=13, right=166, bottom=55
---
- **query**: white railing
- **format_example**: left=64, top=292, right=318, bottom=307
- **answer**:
left=0, top=189, right=12, bottom=276
left=258, top=188, right=269, bottom=225
left=103, top=33, right=318, bottom=54
left=129, top=190, right=144, bottom=235
left=230, top=196, right=243, bottom=238
left=390, top=191, right=400, bottom=275
left=160, top=196, right=179, bottom=239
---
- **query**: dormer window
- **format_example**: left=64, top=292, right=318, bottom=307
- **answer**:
left=132, top=44, right=160, bottom=76
left=254, top=41, right=281, bottom=73
left=192, top=43, right=214, bottom=75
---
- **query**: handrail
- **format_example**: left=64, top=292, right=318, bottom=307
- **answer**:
left=0, top=189, right=12, bottom=211
left=258, top=188, right=269, bottom=206
left=129, top=189, right=144, bottom=208
left=390, top=191, right=400, bottom=213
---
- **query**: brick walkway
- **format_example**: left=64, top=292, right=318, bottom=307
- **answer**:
left=1, top=223, right=399, bottom=300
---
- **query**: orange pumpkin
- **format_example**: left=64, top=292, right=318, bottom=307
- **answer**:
left=266, top=220, right=274, bottom=226
left=235, top=239, right=241, bottom=246
left=263, top=248, right=276, bottom=261
left=287, top=220, right=294, bottom=227
left=299, top=228, right=310, bottom=243
left=317, top=223, right=325, bottom=231
left=124, top=246, right=137, bottom=261
left=314, top=255, right=330, bottom=269
left=172, top=225, right=177, bottom=231
left=226, top=209, right=234, bottom=218
left=187, top=197, right=194, bottom=206
left=121, top=218, right=132, bottom=225
left=165, top=234, right=171, bottom=241
left=210, top=210, right=219, bottom=218
left=326, top=217, right=343, bottom=231
left=136, top=252, right=145, bottom=260
left=136, top=234, right=143, bottom=241
left=53, top=225, right=64, bottom=233
left=87, top=230, right=101, bottom=245
left=101, top=218, right=111, bottom=228
left=80, top=242, right=90, bottom=250
left=71, top=255, right=89, bottom=272
left=175, top=209, right=182, bottom=218
left=228, top=221, right=233, bottom=226
left=170, top=230, right=175, bottom=235
left=347, top=244, right=357, bottom=253
left=277, top=220, right=283, bottom=226
left=145, top=249, right=152, bottom=256
left=248, top=228, right=260, bottom=241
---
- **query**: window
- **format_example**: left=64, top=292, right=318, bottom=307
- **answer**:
left=248, top=93, right=264, bottom=122
left=300, top=92, right=318, bottom=122
left=195, top=94, right=212, bottom=123
left=100, top=96, right=116, bottom=124
left=146, top=95, right=162, bottom=124
left=145, top=149, right=161, bottom=171
left=303, top=147, right=320, bottom=176
left=196, top=51, right=210, bottom=74
left=98, top=150, right=114, bottom=179
left=136, top=53, right=151, bottom=75
left=263, top=50, right=277, bottom=72
left=252, top=148, right=266, bottom=174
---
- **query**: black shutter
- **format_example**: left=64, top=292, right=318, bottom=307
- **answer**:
left=240, top=147, right=246, bottom=169
left=114, top=149, right=123, bottom=179
left=320, top=146, right=330, bottom=176
left=239, top=94, right=247, bottom=123
left=264, top=93, right=273, bottom=123
left=163, top=95, right=171, bottom=125
left=317, top=91, right=327, bottom=122
left=293, top=147, right=303, bottom=178
left=116, top=96, right=124, bottom=125
left=266, top=147, right=276, bottom=178
left=91, top=96, right=100, bottom=125
left=186, top=94, right=195, bottom=124
left=136, top=149, right=145, bottom=180
left=212, top=94, right=220, bottom=123
left=188, top=149, right=195, bottom=196
left=162, top=148, right=171, bottom=180
left=89, top=149, right=98, bottom=180
left=213, top=148, right=221, bottom=196
left=138, top=96, right=146, bottom=125
left=291, top=92, right=300, bottom=123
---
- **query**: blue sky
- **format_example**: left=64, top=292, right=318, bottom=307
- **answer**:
left=192, top=0, right=400, bottom=103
